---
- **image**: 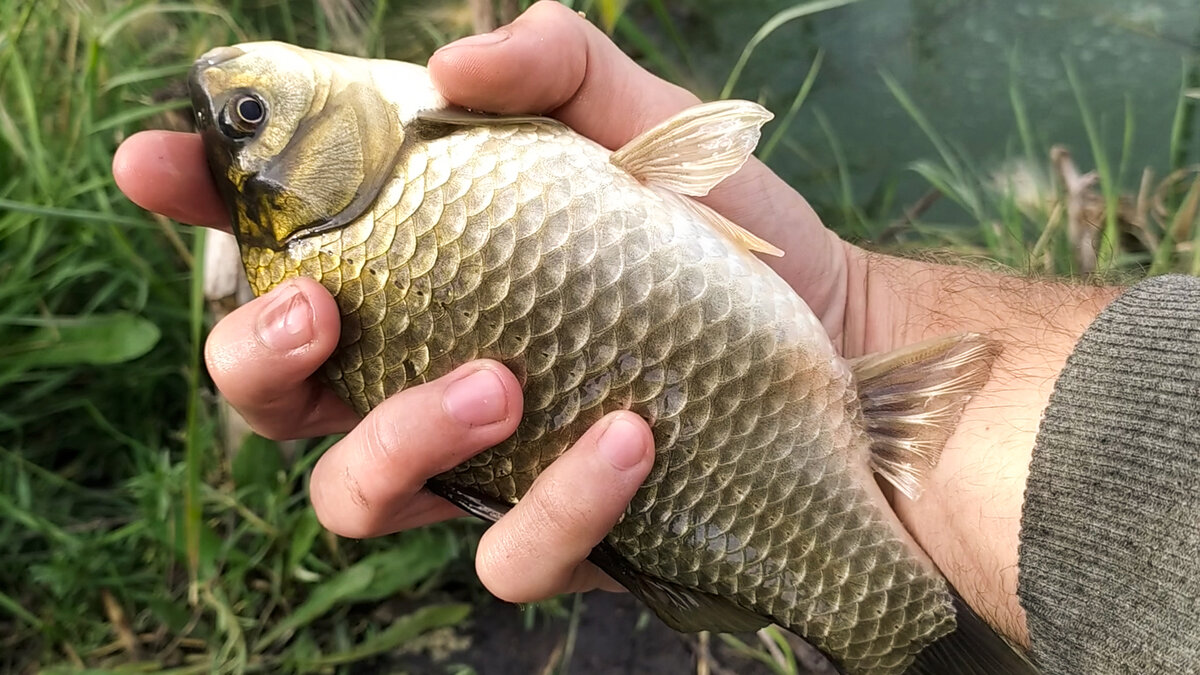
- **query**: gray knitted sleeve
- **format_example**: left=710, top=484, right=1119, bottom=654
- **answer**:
left=1018, top=274, right=1200, bottom=673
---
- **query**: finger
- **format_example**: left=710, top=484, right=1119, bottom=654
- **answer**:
left=113, top=130, right=230, bottom=230
left=205, top=278, right=360, bottom=439
left=310, top=360, right=523, bottom=539
left=428, top=1, right=843, bottom=327
left=475, top=411, right=654, bottom=602
left=429, top=0, right=695, bottom=151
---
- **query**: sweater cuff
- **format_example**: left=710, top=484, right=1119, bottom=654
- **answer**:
left=1018, top=275, right=1200, bottom=672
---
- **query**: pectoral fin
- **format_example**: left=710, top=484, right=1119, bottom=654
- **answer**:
left=425, top=480, right=513, bottom=523
left=428, top=480, right=772, bottom=635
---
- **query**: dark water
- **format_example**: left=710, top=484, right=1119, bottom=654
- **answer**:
left=642, top=0, right=1200, bottom=224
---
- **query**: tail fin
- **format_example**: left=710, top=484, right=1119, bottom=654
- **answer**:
left=850, top=333, right=1000, bottom=500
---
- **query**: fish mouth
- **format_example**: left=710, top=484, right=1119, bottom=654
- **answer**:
left=187, top=46, right=250, bottom=248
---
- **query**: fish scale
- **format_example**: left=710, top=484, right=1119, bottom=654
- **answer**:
left=240, top=121, right=954, bottom=673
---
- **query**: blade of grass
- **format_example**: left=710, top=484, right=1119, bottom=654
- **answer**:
left=760, top=49, right=824, bottom=163
left=101, top=63, right=191, bottom=92
left=4, top=48, right=51, bottom=196
left=1170, top=58, right=1197, bottom=172
left=1008, top=49, right=1038, bottom=164
left=89, top=99, right=190, bottom=134
left=721, top=0, right=865, bottom=99
left=0, top=198, right=150, bottom=228
left=881, top=70, right=966, bottom=183
left=1065, top=58, right=1120, bottom=268
left=614, top=12, right=686, bottom=85
left=0, top=587, right=43, bottom=629
left=646, top=0, right=697, bottom=76
left=185, top=226, right=207, bottom=604
left=98, top=3, right=242, bottom=46
left=813, top=107, right=863, bottom=237
left=301, top=603, right=471, bottom=668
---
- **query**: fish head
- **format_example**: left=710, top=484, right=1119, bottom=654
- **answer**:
left=188, top=42, right=442, bottom=250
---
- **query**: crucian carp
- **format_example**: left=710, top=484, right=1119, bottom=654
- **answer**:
left=188, top=41, right=1035, bottom=675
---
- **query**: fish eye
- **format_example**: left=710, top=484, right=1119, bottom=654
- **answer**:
left=219, top=92, right=268, bottom=140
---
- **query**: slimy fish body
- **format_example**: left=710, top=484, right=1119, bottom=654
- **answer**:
left=189, top=42, right=1034, bottom=674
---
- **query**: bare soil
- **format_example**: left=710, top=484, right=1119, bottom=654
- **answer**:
left=375, top=591, right=839, bottom=675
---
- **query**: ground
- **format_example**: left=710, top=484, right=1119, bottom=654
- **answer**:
left=377, top=591, right=839, bottom=675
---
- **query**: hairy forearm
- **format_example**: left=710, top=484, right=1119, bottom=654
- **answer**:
left=841, top=245, right=1121, bottom=646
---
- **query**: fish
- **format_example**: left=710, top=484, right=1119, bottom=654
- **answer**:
left=187, top=41, right=1037, bottom=675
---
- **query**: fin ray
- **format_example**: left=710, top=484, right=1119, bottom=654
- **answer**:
left=416, top=106, right=565, bottom=128
left=425, top=480, right=512, bottom=523
left=611, top=100, right=773, bottom=197
left=851, top=333, right=1000, bottom=499
left=655, top=187, right=784, bottom=257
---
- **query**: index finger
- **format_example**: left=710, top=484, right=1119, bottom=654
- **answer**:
left=113, top=130, right=230, bottom=230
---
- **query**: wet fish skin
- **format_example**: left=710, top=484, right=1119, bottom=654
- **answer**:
left=188, top=42, right=1005, bottom=674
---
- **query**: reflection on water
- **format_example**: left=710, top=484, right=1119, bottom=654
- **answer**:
left=652, top=0, right=1200, bottom=223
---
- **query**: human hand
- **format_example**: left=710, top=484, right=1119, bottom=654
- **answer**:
left=197, top=279, right=654, bottom=600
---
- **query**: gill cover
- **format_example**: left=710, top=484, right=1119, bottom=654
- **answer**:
left=189, top=43, right=404, bottom=250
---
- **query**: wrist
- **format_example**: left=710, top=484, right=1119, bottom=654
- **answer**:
left=844, top=246, right=1121, bottom=644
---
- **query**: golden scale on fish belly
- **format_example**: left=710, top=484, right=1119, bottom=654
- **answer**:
left=187, top=41, right=1038, bottom=675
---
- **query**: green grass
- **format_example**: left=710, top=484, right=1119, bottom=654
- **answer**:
left=1, top=0, right=1197, bottom=674
left=0, top=1, right=482, bottom=672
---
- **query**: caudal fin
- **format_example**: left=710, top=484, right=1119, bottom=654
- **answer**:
left=850, top=333, right=1000, bottom=500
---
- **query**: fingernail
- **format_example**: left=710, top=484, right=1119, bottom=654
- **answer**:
left=257, top=284, right=314, bottom=351
left=436, top=29, right=509, bottom=53
left=443, top=368, right=509, bottom=427
left=597, top=417, right=648, bottom=470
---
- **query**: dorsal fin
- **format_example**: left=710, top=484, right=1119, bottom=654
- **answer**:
left=610, top=100, right=773, bottom=197
left=415, top=106, right=566, bottom=128
left=850, top=333, right=1001, bottom=500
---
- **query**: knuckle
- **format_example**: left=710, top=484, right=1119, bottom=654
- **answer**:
left=359, top=408, right=405, bottom=462
left=524, top=475, right=592, bottom=542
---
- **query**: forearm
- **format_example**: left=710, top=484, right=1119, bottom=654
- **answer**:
left=842, top=246, right=1121, bottom=645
